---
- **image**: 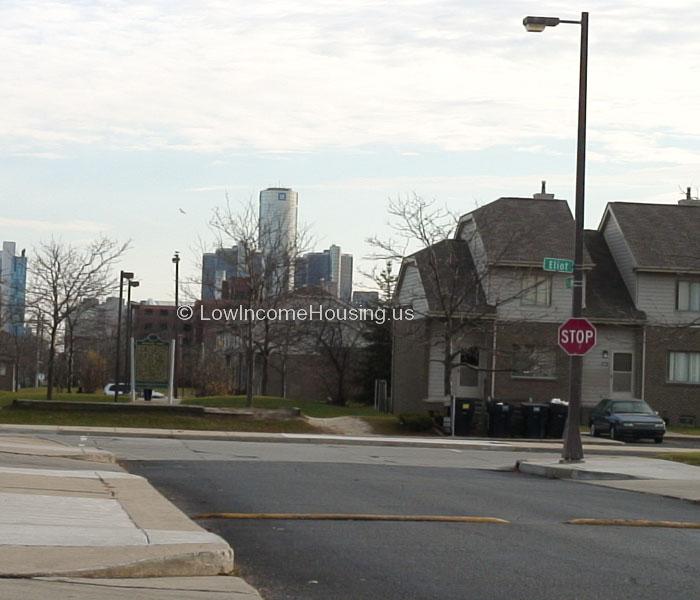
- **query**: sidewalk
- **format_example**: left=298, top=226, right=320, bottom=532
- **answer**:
left=0, top=435, right=262, bottom=599
left=516, top=456, right=700, bottom=503
left=1, top=423, right=698, bottom=456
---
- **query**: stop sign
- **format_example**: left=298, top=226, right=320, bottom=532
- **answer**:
left=558, top=318, right=597, bottom=356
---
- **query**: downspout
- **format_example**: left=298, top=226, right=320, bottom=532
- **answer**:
left=490, top=320, right=497, bottom=400
left=640, top=325, right=646, bottom=400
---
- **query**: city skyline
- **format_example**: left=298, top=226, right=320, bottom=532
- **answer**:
left=2, top=1, right=700, bottom=300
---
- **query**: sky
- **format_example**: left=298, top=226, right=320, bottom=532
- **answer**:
left=2, top=0, right=700, bottom=302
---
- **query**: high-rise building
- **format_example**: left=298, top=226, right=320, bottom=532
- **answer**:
left=259, top=188, right=298, bottom=293
left=339, top=253, right=353, bottom=302
left=0, top=241, right=27, bottom=335
left=201, top=247, right=239, bottom=300
left=295, top=245, right=353, bottom=301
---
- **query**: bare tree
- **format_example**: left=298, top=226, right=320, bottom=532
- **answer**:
left=208, top=195, right=312, bottom=406
left=27, top=237, right=129, bottom=399
left=368, top=194, right=537, bottom=401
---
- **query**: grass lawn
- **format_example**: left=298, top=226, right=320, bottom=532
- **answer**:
left=0, top=389, right=318, bottom=433
left=0, top=406, right=319, bottom=433
left=183, top=395, right=382, bottom=418
left=361, top=415, right=438, bottom=436
left=0, top=389, right=128, bottom=406
left=659, top=452, right=700, bottom=467
left=668, top=426, right=700, bottom=436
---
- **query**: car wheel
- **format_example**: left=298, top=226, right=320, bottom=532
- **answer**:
left=654, top=437, right=663, bottom=444
left=590, top=423, right=600, bottom=437
left=609, top=425, right=617, bottom=440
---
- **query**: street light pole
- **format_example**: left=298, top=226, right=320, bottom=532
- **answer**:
left=172, top=252, right=180, bottom=400
left=113, top=270, right=133, bottom=401
left=524, top=12, right=588, bottom=462
left=125, top=280, right=139, bottom=401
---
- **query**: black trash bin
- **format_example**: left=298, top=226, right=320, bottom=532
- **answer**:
left=453, top=398, right=476, bottom=436
left=488, top=402, right=512, bottom=438
left=143, top=388, right=153, bottom=401
left=521, top=403, right=549, bottom=438
left=546, top=400, right=569, bottom=438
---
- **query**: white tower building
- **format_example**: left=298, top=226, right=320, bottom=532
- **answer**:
left=259, top=188, right=299, bottom=294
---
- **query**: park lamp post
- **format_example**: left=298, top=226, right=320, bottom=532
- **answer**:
left=523, top=12, right=588, bottom=462
left=114, top=270, right=134, bottom=401
left=171, top=251, right=180, bottom=401
left=125, top=279, right=139, bottom=402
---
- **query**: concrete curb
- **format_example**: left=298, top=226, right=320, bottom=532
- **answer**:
left=0, top=437, right=115, bottom=463
left=3, top=424, right=697, bottom=456
left=515, top=460, right=639, bottom=481
left=0, top=439, right=235, bottom=579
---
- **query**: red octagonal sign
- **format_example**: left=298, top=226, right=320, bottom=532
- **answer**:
left=558, top=318, right=597, bottom=356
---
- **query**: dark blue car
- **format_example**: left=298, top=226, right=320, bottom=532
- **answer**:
left=589, top=399, right=666, bottom=444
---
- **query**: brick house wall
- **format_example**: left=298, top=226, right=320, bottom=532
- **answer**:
left=492, top=321, right=570, bottom=405
left=644, top=326, right=700, bottom=425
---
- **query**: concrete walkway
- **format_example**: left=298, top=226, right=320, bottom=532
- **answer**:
left=0, top=435, right=263, bottom=599
left=1, top=423, right=698, bottom=456
left=517, top=456, right=700, bottom=503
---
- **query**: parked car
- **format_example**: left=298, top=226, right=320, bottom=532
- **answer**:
left=103, top=383, right=165, bottom=399
left=589, top=399, right=665, bottom=443
left=104, top=382, right=130, bottom=396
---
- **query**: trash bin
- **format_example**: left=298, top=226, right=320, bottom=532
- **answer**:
left=521, top=403, right=549, bottom=438
left=143, top=388, right=153, bottom=401
left=453, top=398, right=476, bottom=436
left=488, top=402, right=512, bottom=437
left=546, top=399, right=569, bottom=438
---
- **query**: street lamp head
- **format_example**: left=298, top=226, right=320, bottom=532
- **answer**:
left=523, top=16, right=561, bottom=32
left=172, top=251, right=180, bottom=264
left=121, top=271, right=134, bottom=280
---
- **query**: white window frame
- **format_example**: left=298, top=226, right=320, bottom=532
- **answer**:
left=668, top=351, right=700, bottom=384
left=520, top=274, right=552, bottom=307
left=676, top=280, right=700, bottom=312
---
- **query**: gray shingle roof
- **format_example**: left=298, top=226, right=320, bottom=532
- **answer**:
left=466, top=197, right=593, bottom=267
left=607, top=202, right=700, bottom=272
left=583, top=230, right=646, bottom=322
left=406, top=240, right=494, bottom=315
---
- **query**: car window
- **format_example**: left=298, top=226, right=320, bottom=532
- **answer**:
left=611, top=401, right=653, bottom=414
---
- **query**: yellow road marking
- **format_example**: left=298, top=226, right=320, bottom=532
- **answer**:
left=193, top=512, right=510, bottom=524
left=567, top=518, right=700, bottom=529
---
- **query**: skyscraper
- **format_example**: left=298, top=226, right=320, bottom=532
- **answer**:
left=295, top=245, right=353, bottom=301
left=259, top=188, right=298, bottom=293
left=0, top=241, right=27, bottom=335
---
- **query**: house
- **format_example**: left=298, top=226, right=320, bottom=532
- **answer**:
left=392, top=191, right=700, bottom=425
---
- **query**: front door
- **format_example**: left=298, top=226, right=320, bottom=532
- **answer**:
left=610, top=352, right=634, bottom=398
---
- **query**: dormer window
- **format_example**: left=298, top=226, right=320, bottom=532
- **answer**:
left=677, top=280, right=700, bottom=312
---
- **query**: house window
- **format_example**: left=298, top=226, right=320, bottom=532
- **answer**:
left=668, top=351, right=700, bottom=384
left=677, top=281, right=700, bottom=311
left=521, top=274, right=551, bottom=306
left=0, top=364, right=6, bottom=376
left=459, top=347, right=479, bottom=387
left=512, top=345, right=557, bottom=379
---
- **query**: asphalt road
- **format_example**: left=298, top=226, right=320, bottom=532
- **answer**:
left=109, top=438, right=700, bottom=600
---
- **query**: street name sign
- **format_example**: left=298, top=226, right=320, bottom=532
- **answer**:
left=558, top=318, right=597, bottom=356
left=543, top=257, right=574, bottom=273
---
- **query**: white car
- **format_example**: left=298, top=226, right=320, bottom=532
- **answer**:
left=104, top=383, right=165, bottom=399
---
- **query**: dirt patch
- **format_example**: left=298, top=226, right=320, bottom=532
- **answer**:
left=305, top=416, right=375, bottom=436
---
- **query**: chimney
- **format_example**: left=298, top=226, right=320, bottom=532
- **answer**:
left=533, top=180, right=555, bottom=200
left=679, top=186, right=700, bottom=206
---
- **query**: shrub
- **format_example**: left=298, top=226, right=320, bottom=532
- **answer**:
left=398, top=413, right=434, bottom=432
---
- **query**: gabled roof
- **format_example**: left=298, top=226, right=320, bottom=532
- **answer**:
left=460, top=197, right=593, bottom=267
left=400, top=239, right=493, bottom=315
left=604, top=202, right=700, bottom=272
left=582, top=230, right=646, bottom=322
